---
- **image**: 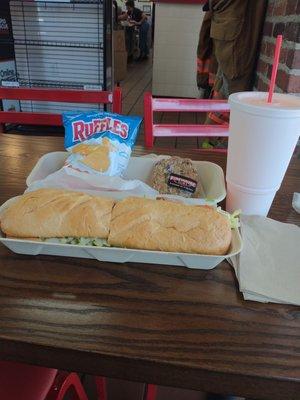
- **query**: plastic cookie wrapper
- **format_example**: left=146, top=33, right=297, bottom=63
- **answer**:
left=150, top=156, right=205, bottom=199
left=63, top=110, right=142, bottom=177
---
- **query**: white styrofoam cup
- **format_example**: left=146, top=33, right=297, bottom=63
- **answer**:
left=226, top=180, right=277, bottom=216
left=227, top=92, right=300, bottom=191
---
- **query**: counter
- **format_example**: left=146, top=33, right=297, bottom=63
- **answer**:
left=152, top=1, right=205, bottom=98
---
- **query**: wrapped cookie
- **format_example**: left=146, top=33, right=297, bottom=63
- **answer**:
left=150, top=157, right=204, bottom=198
left=63, top=111, right=142, bottom=176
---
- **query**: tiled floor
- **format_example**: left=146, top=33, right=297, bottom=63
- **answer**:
left=120, top=57, right=204, bottom=150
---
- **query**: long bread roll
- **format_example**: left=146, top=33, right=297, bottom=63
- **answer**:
left=108, top=197, right=232, bottom=255
left=0, top=189, right=114, bottom=239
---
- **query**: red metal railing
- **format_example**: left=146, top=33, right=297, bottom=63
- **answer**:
left=0, top=86, right=122, bottom=131
left=144, top=92, right=230, bottom=152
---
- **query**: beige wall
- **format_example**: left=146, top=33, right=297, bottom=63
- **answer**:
left=152, top=3, right=204, bottom=98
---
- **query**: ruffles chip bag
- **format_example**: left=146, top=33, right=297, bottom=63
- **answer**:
left=63, top=111, right=142, bottom=176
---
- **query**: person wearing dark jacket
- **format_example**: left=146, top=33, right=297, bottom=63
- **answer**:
left=196, top=10, right=218, bottom=99
left=197, top=0, right=267, bottom=148
left=119, top=0, right=150, bottom=61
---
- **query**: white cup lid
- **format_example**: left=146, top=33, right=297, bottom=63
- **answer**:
left=229, top=92, right=300, bottom=118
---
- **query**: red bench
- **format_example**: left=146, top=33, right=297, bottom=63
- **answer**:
left=0, top=86, right=122, bottom=132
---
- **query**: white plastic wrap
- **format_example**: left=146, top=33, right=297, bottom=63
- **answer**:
left=26, top=152, right=226, bottom=205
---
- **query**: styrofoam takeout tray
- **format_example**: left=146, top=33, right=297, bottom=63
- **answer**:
left=0, top=196, right=242, bottom=270
left=0, top=154, right=234, bottom=269
left=26, top=152, right=226, bottom=205
left=0, top=229, right=242, bottom=270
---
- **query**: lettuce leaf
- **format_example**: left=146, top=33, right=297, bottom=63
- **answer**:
left=42, top=237, right=110, bottom=247
left=217, top=208, right=241, bottom=229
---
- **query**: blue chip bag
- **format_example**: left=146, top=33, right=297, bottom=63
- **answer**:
left=63, top=111, right=142, bottom=176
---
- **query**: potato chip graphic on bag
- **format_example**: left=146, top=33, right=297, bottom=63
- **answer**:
left=71, top=138, right=116, bottom=172
left=63, top=111, right=142, bottom=176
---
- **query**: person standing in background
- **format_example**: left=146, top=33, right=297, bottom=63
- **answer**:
left=196, top=11, right=218, bottom=99
left=119, top=0, right=150, bottom=61
left=197, top=0, right=267, bottom=129
left=113, top=0, right=122, bottom=29
left=114, top=0, right=135, bottom=62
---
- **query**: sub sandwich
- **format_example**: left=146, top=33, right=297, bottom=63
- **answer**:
left=0, top=188, right=232, bottom=255
left=0, top=189, right=114, bottom=246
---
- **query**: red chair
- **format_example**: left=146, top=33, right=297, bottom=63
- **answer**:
left=0, top=86, right=122, bottom=132
left=144, top=384, right=157, bottom=400
left=0, top=360, right=153, bottom=400
left=95, top=377, right=156, bottom=400
left=144, top=92, right=230, bottom=152
left=0, top=361, right=89, bottom=400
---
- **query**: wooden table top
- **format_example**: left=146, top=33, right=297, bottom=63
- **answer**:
left=0, top=134, right=299, bottom=400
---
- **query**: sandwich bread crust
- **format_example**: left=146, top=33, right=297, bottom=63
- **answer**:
left=0, top=189, right=114, bottom=239
left=108, top=197, right=231, bottom=255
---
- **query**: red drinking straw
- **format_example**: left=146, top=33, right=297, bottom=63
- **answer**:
left=267, top=35, right=283, bottom=103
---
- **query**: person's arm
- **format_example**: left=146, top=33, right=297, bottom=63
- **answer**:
left=118, top=11, right=128, bottom=21
left=131, top=12, right=147, bottom=26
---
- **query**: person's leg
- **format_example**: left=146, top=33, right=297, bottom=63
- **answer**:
left=125, top=27, right=134, bottom=61
left=138, top=22, right=149, bottom=59
left=138, top=24, right=145, bottom=59
left=143, top=22, right=150, bottom=56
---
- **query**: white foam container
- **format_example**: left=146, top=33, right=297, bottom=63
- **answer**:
left=226, top=180, right=277, bottom=216
left=227, top=92, right=300, bottom=190
left=0, top=230, right=242, bottom=270
left=26, top=152, right=227, bottom=205
left=0, top=154, right=235, bottom=269
left=0, top=196, right=242, bottom=270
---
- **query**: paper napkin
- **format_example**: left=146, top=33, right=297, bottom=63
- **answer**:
left=229, top=215, right=300, bottom=305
